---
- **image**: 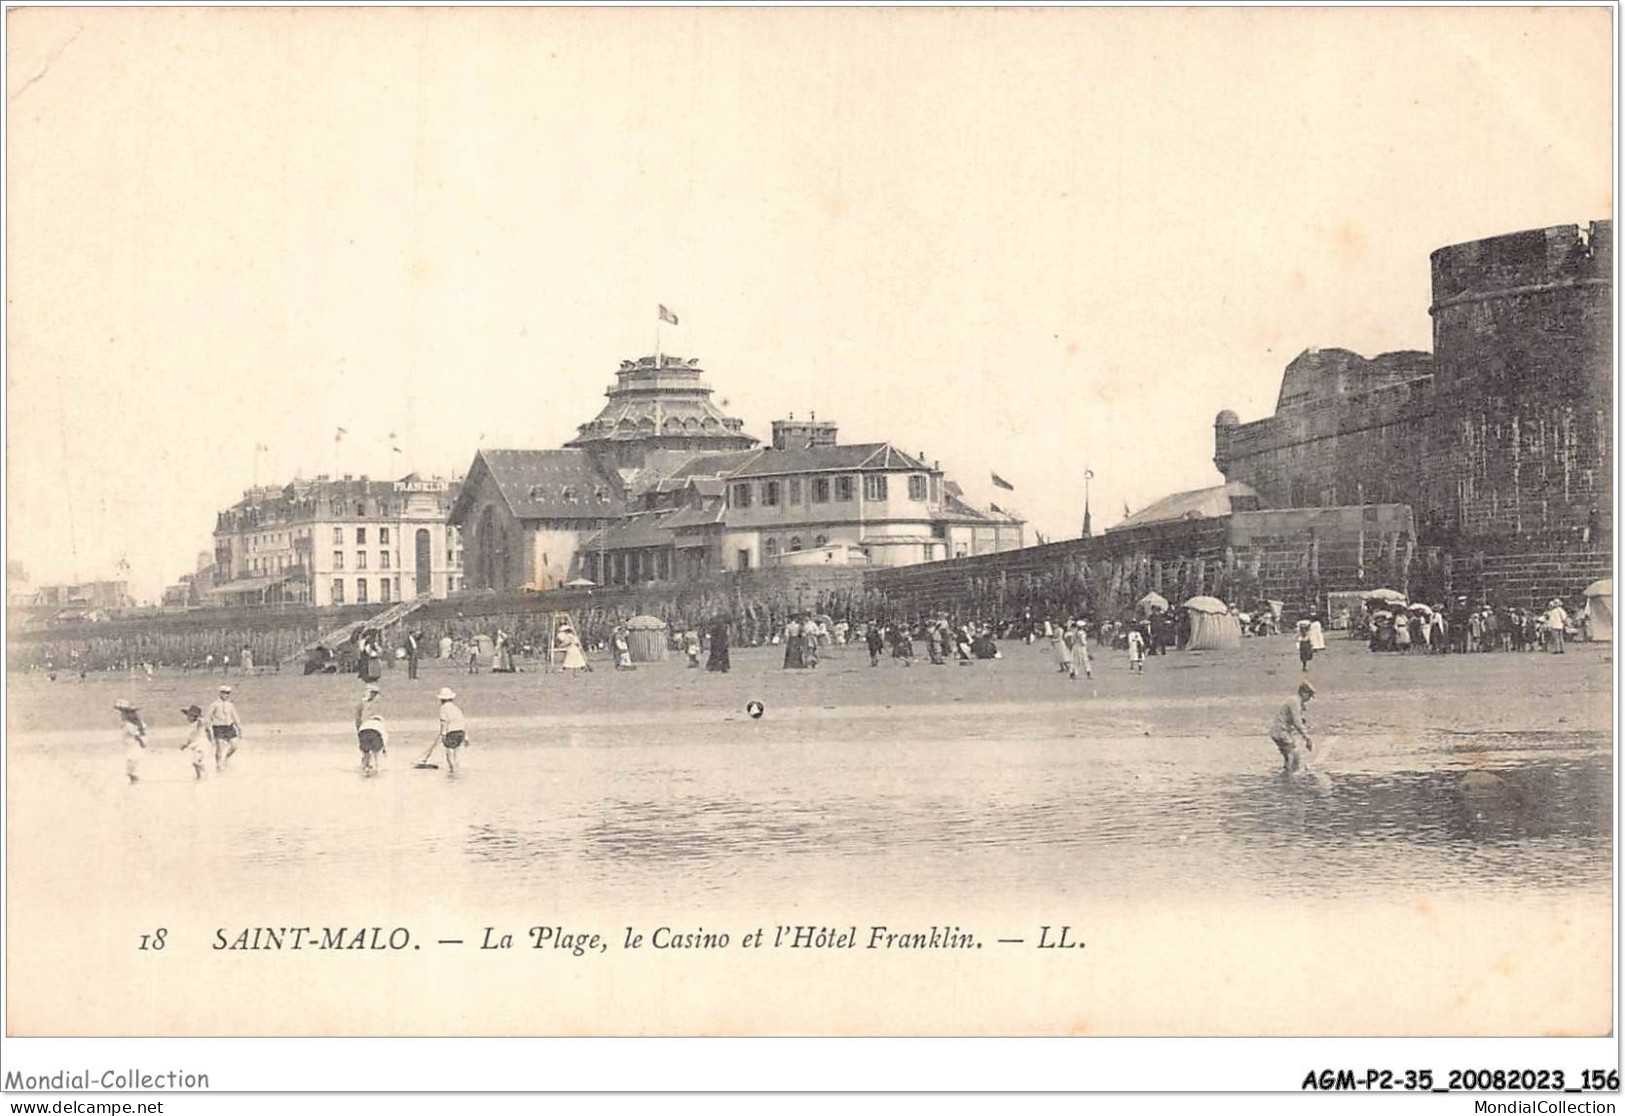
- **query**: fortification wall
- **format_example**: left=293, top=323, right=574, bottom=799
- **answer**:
left=1424, top=221, right=1613, bottom=542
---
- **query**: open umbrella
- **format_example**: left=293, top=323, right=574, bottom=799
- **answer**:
left=1585, top=578, right=1612, bottom=597
left=1137, top=591, right=1169, bottom=613
left=1407, top=602, right=1434, bottom=614
left=563, top=577, right=597, bottom=588
left=1182, top=595, right=1228, bottom=614
left=1363, top=588, right=1407, bottom=604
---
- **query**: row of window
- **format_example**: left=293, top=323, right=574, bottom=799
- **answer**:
left=730, top=474, right=929, bottom=510
left=328, top=576, right=461, bottom=604
left=331, top=551, right=396, bottom=571
left=333, top=527, right=392, bottom=545
left=762, top=535, right=829, bottom=558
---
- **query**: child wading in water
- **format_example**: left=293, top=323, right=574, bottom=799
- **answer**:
left=115, top=699, right=147, bottom=784
left=1269, top=681, right=1316, bottom=774
left=180, top=704, right=209, bottom=779
left=436, top=687, right=468, bottom=774
left=357, top=713, right=388, bottom=775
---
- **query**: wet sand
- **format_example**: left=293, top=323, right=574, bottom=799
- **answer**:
left=5, top=635, right=1613, bottom=1036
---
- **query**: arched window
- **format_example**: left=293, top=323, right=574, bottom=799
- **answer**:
left=788, top=536, right=803, bottom=552
left=815, top=534, right=828, bottom=547
left=764, top=538, right=780, bottom=560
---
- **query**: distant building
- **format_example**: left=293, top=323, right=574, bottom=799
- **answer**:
left=29, top=580, right=133, bottom=610
left=451, top=353, right=1023, bottom=589
left=211, top=473, right=463, bottom=608
left=447, top=450, right=628, bottom=591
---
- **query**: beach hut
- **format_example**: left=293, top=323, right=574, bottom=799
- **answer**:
left=624, top=615, right=669, bottom=662
left=1182, top=596, right=1242, bottom=651
left=1584, top=579, right=1612, bottom=642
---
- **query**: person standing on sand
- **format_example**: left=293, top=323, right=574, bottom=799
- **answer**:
left=683, top=629, right=701, bottom=668
left=865, top=622, right=884, bottom=667
left=707, top=618, right=731, bottom=673
left=557, top=624, right=590, bottom=673
left=1296, top=617, right=1314, bottom=673
left=1126, top=627, right=1146, bottom=675
left=435, top=687, right=467, bottom=774
left=406, top=630, right=421, bottom=680
left=1070, top=621, right=1093, bottom=680
left=1544, top=599, right=1569, bottom=653
left=1050, top=622, right=1073, bottom=677
left=206, top=685, right=244, bottom=770
left=1269, top=681, right=1316, bottom=774
left=115, top=699, right=147, bottom=784
left=179, top=704, right=209, bottom=780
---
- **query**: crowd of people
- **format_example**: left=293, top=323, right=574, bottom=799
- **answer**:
left=98, top=582, right=1599, bottom=785
left=1361, top=597, right=1579, bottom=654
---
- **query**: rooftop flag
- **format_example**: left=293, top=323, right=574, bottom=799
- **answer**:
left=658, top=305, right=680, bottom=325
left=991, top=472, right=1015, bottom=491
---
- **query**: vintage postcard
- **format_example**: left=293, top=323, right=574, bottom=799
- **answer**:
left=3, top=4, right=1614, bottom=1055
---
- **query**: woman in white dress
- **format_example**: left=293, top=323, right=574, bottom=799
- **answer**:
left=557, top=625, right=589, bottom=673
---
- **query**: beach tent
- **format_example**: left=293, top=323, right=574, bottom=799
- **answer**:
left=1187, top=609, right=1243, bottom=651
left=1584, top=579, right=1612, bottom=642
left=624, top=615, right=669, bottom=662
left=1137, top=591, right=1170, bottom=614
left=1182, top=596, right=1241, bottom=650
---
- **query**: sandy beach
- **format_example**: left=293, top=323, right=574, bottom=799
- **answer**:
left=5, top=634, right=1612, bottom=1036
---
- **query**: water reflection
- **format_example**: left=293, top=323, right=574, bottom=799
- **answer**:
left=8, top=722, right=1611, bottom=910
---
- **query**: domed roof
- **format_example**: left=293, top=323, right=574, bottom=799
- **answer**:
left=1214, top=409, right=1240, bottom=427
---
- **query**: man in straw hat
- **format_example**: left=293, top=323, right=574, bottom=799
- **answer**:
left=1268, top=680, right=1317, bottom=774
left=205, top=684, right=244, bottom=770
left=114, top=699, right=146, bottom=784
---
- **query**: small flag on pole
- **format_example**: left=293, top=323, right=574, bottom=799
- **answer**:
left=1123, top=500, right=1132, bottom=519
left=254, top=442, right=269, bottom=452
left=991, top=472, right=1015, bottom=491
left=335, top=427, right=348, bottom=442
left=658, top=305, right=680, bottom=325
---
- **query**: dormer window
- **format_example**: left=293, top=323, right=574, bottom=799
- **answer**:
left=561, top=486, right=577, bottom=503
left=595, top=487, right=610, bottom=504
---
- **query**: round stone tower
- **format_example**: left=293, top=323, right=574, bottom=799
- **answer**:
left=1425, top=220, right=1611, bottom=540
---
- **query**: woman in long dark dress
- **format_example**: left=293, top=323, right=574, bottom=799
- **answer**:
left=707, top=618, right=731, bottom=672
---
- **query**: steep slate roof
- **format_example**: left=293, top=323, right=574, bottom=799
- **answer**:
left=579, top=515, right=677, bottom=550
left=1108, top=481, right=1260, bottom=533
left=664, top=450, right=765, bottom=481
left=449, top=449, right=627, bottom=524
left=660, top=499, right=728, bottom=530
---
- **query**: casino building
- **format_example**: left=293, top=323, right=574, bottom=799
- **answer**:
left=449, top=353, right=1023, bottom=590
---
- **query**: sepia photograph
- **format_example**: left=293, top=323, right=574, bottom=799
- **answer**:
left=1, top=2, right=1617, bottom=1096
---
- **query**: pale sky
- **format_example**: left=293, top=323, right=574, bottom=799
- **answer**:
left=6, top=7, right=1613, bottom=600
